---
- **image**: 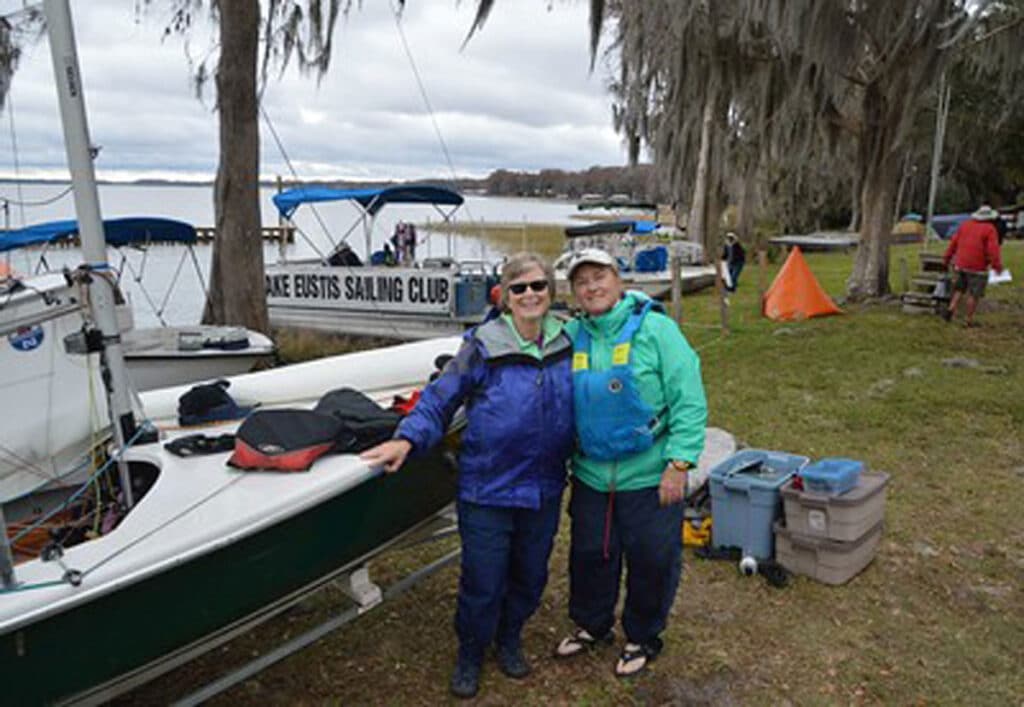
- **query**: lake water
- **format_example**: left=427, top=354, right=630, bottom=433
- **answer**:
left=1, top=182, right=583, bottom=328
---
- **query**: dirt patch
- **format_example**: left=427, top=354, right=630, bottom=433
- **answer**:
left=634, top=669, right=742, bottom=706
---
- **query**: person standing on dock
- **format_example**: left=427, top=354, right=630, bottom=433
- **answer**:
left=391, top=221, right=418, bottom=265
left=361, top=252, right=573, bottom=699
left=942, top=205, right=1003, bottom=328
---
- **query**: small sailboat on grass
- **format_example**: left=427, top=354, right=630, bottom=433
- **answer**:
left=0, top=3, right=459, bottom=703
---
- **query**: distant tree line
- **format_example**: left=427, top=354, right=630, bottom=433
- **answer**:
left=477, top=166, right=664, bottom=201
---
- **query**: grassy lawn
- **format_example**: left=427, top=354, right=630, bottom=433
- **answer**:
left=124, top=240, right=1024, bottom=705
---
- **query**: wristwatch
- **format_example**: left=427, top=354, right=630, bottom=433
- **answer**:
left=670, top=460, right=692, bottom=472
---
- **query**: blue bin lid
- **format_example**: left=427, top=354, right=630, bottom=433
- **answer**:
left=710, top=449, right=809, bottom=491
left=799, top=458, right=864, bottom=481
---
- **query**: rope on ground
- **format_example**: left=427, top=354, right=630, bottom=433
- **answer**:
left=691, top=333, right=728, bottom=353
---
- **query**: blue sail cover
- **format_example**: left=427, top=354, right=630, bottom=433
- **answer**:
left=931, top=213, right=971, bottom=240
left=0, top=217, right=197, bottom=253
left=273, top=185, right=465, bottom=219
left=564, top=220, right=659, bottom=238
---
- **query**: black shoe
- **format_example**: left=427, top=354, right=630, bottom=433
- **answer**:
left=496, top=644, right=531, bottom=679
left=450, top=661, right=481, bottom=699
left=940, top=307, right=953, bottom=322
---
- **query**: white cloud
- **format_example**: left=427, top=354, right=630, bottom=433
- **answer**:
left=0, top=0, right=624, bottom=182
left=299, top=108, right=327, bottom=126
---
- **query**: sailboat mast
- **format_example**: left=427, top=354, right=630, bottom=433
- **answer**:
left=44, top=0, right=137, bottom=507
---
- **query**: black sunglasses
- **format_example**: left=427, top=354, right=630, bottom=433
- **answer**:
left=507, top=279, right=549, bottom=295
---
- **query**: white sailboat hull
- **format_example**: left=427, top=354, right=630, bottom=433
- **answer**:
left=1, top=336, right=464, bottom=705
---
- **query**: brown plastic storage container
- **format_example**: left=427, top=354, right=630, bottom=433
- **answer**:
left=774, top=520, right=883, bottom=585
left=780, top=470, right=889, bottom=542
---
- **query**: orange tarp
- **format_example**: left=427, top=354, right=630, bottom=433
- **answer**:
left=763, top=246, right=842, bottom=321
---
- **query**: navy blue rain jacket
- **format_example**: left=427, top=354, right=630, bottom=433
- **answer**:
left=395, top=318, right=574, bottom=509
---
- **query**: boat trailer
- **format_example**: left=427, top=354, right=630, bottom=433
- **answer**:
left=167, top=505, right=460, bottom=707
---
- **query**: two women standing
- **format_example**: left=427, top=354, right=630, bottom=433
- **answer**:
left=362, top=248, right=707, bottom=697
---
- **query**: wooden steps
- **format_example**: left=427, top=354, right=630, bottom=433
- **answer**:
left=901, top=251, right=949, bottom=315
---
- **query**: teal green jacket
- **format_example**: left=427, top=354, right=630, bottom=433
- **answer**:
left=566, top=291, right=707, bottom=492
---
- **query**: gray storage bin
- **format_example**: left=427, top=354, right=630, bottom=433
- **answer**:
left=774, top=520, right=883, bottom=585
left=709, top=449, right=809, bottom=559
left=781, top=471, right=889, bottom=542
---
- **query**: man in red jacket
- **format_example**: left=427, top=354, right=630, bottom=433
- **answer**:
left=942, top=205, right=1004, bottom=327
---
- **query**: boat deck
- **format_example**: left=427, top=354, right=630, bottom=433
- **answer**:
left=769, top=233, right=859, bottom=251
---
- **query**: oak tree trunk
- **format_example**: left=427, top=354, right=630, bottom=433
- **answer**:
left=202, top=0, right=268, bottom=332
left=847, top=84, right=900, bottom=300
left=688, top=81, right=719, bottom=260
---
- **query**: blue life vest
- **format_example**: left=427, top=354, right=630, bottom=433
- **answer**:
left=572, top=300, right=665, bottom=461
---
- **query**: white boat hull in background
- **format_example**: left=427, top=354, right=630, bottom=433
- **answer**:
left=122, top=327, right=275, bottom=391
left=140, top=335, right=462, bottom=421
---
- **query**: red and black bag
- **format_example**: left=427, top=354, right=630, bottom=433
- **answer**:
left=227, top=410, right=342, bottom=472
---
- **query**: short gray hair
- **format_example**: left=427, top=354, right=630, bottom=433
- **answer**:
left=500, top=251, right=555, bottom=312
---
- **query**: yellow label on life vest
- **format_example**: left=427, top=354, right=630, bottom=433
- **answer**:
left=612, top=343, right=631, bottom=366
left=573, top=352, right=589, bottom=371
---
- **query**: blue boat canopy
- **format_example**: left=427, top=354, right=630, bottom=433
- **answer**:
left=273, top=185, right=465, bottom=219
left=565, top=220, right=659, bottom=238
left=0, top=217, right=197, bottom=253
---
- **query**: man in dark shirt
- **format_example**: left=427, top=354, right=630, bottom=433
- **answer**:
left=721, top=232, right=746, bottom=293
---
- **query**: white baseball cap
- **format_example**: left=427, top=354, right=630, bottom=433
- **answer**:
left=567, top=248, right=617, bottom=281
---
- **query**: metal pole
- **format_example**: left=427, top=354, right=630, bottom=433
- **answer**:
left=276, top=174, right=287, bottom=262
left=0, top=504, right=16, bottom=589
left=670, top=252, right=682, bottom=324
left=44, top=0, right=136, bottom=507
left=924, top=72, right=952, bottom=253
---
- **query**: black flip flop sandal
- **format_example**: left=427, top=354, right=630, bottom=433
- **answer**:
left=554, top=628, right=613, bottom=659
left=614, top=642, right=659, bottom=678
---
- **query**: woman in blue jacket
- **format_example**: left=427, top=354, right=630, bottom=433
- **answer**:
left=362, top=252, right=573, bottom=699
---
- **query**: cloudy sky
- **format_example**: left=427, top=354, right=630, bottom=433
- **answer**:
left=0, top=0, right=626, bottom=182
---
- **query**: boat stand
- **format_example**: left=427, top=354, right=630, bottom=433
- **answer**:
left=171, top=506, right=460, bottom=707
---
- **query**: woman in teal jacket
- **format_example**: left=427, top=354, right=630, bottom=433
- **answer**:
left=554, top=248, right=707, bottom=677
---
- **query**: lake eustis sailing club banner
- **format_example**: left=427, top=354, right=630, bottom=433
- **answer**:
left=266, top=266, right=454, bottom=314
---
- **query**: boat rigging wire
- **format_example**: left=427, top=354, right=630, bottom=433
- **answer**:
left=0, top=183, right=74, bottom=207
left=2, top=84, right=74, bottom=214
left=4, top=422, right=149, bottom=559
left=258, top=102, right=331, bottom=258
left=80, top=473, right=247, bottom=581
left=388, top=0, right=473, bottom=222
left=6, top=89, right=27, bottom=226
